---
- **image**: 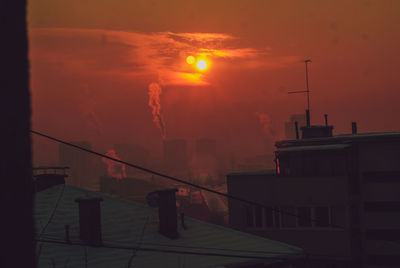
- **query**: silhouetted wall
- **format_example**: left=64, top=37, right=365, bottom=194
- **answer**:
left=0, top=1, right=35, bottom=267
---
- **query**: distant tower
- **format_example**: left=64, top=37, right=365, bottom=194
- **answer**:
left=114, top=143, right=150, bottom=177
left=195, top=139, right=218, bottom=172
left=59, top=141, right=101, bottom=190
left=196, top=139, right=217, bottom=158
left=163, top=139, right=188, bottom=172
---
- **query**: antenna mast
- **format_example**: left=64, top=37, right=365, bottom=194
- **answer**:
left=288, top=59, right=312, bottom=126
left=304, top=59, right=311, bottom=111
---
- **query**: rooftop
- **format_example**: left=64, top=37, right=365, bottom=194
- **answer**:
left=276, top=144, right=350, bottom=153
left=227, top=169, right=276, bottom=177
left=276, top=131, right=400, bottom=149
left=35, top=185, right=303, bottom=267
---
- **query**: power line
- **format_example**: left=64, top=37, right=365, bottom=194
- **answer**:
left=37, top=183, right=66, bottom=238
left=39, top=234, right=300, bottom=256
left=127, top=216, right=149, bottom=268
left=35, top=238, right=301, bottom=261
left=37, top=235, right=351, bottom=260
left=31, top=130, right=345, bottom=229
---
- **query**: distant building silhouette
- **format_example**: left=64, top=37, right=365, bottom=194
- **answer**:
left=114, top=143, right=150, bottom=177
left=196, top=138, right=217, bottom=158
left=163, top=139, right=188, bottom=174
left=59, top=141, right=102, bottom=190
left=228, top=113, right=400, bottom=267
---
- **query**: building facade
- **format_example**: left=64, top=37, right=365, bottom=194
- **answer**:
left=228, top=123, right=400, bottom=267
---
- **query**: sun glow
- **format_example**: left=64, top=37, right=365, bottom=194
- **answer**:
left=186, top=56, right=195, bottom=65
left=197, top=60, right=207, bottom=70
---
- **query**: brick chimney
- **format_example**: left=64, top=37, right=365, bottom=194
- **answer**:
left=75, top=197, right=103, bottom=246
left=147, top=189, right=178, bottom=239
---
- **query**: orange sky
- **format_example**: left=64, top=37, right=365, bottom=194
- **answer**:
left=28, top=0, right=400, bottom=165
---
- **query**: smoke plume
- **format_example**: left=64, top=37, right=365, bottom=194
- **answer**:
left=148, top=82, right=166, bottom=139
left=256, top=112, right=276, bottom=137
left=101, top=149, right=127, bottom=180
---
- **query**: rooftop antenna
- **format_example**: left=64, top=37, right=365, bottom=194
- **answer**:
left=288, top=59, right=312, bottom=126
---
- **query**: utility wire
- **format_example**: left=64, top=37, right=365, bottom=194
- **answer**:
left=35, top=238, right=301, bottom=261
left=31, top=130, right=345, bottom=229
left=37, top=183, right=66, bottom=238
left=127, top=216, right=149, bottom=268
left=39, top=234, right=300, bottom=256
left=37, top=235, right=351, bottom=260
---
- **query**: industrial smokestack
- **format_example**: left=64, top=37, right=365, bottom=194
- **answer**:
left=324, top=114, right=328, bottom=126
left=352, top=122, right=357, bottom=134
left=75, top=197, right=103, bottom=245
left=306, top=109, right=310, bottom=127
left=294, top=121, right=299, bottom=140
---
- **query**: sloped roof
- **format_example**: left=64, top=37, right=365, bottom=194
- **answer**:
left=35, top=185, right=303, bottom=268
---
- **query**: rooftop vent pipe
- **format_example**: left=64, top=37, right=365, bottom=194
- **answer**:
left=352, top=122, right=357, bottom=134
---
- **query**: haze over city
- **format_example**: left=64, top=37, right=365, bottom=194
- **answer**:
left=29, top=0, right=400, bottom=166
left=4, top=1, right=400, bottom=267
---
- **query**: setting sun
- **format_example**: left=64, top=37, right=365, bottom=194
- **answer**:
left=197, top=60, right=207, bottom=70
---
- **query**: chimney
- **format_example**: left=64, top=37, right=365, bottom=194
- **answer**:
left=33, top=167, right=69, bottom=192
left=305, top=109, right=310, bottom=127
left=324, top=114, right=328, bottom=126
left=352, top=122, right=357, bottom=134
left=75, top=197, right=103, bottom=246
left=294, top=121, right=299, bottom=140
left=147, top=189, right=178, bottom=239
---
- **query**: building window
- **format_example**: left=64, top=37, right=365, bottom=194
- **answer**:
left=274, top=206, right=281, bottom=228
left=245, top=205, right=342, bottom=229
left=254, top=206, right=263, bottom=228
left=245, top=205, right=280, bottom=228
left=332, top=155, right=346, bottom=176
left=264, top=206, right=274, bottom=227
left=290, top=153, right=304, bottom=176
left=314, top=206, right=330, bottom=227
left=364, top=202, right=400, bottom=212
left=297, top=207, right=312, bottom=227
left=330, top=205, right=346, bottom=227
left=281, top=206, right=296, bottom=228
left=363, top=171, right=400, bottom=183
left=276, top=157, right=280, bottom=175
left=350, top=205, right=360, bottom=228
left=245, top=206, right=253, bottom=227
left=303, top=154, right=314, bottom=176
